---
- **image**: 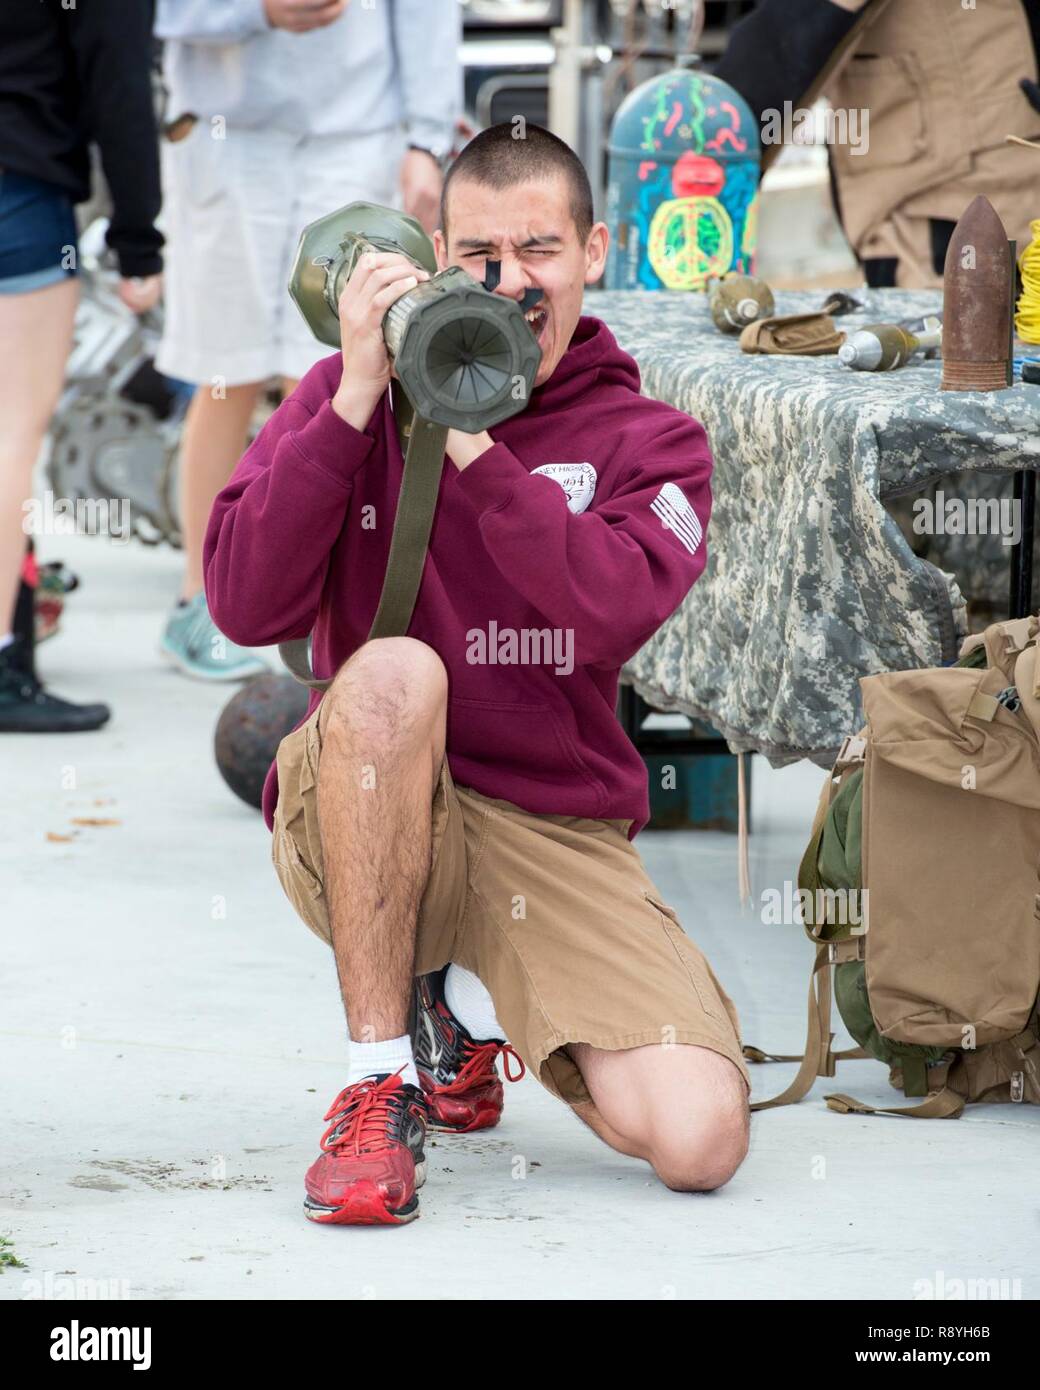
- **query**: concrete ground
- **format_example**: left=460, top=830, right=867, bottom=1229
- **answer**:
left=2, top=532, right=1036, bottom=1303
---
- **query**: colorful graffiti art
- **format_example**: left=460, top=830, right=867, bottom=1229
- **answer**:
left=605, top=69, right=760, bottom=291
left=648, top=196, right=732, bottom=289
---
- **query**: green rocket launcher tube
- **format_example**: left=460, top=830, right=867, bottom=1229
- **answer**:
left=289, top=201, right=541, bottom=431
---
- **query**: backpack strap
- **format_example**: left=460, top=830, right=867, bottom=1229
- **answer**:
left=796, top=735, right=865, bottom=895
left=748, top=944, right=836, bottom=1111
left=746, top=937, right=871, bottom=1110
left=744, top=1044, right=868, bottom=1065
left=745, top=940, right=965, bottom=1117
left=824, top=1086, right=965, bottom=1119
left=824, top=1089, right=965, bottom=1118
left=822, top=1022, right=1040, bottom=1118
left=278, top=381, right=447, bottom=691
left=745, top=736, right=871, bottom=1109
left=825, top=1056, right=966, bottom=1118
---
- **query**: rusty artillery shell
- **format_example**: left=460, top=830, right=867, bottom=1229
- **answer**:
left=941, top=195, right=1014, bottom=392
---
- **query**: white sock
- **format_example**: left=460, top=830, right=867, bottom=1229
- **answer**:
left=445, top=964, right=506, bottom=1042
left=346, top=1034, right=419, bottom=1089
left=0, top=633, right=14, bottom=652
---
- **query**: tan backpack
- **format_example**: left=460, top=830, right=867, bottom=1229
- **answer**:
left=748, top=613, right=1040, bottom=1118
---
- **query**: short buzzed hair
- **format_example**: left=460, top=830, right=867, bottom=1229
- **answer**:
left=440, top=122, right=594, bottom=245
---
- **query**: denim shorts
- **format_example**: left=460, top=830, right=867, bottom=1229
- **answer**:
left=0, top=169, right=78, bottom=294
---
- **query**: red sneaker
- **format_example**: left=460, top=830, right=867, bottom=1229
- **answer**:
left=303, top=1071, right=428, bottom=1226
left=411, top=972, right=526, bottom=1133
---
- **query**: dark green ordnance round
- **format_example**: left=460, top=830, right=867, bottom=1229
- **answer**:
left=289, top=201, right=541, bottom=432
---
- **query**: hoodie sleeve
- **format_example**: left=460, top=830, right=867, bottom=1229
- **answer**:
left=203, top=368, right=376, bottom=648
left=454, top=415, right=712, bottom=670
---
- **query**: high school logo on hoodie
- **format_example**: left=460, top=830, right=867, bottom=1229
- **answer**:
left=531, top=462, right=597, bottom=514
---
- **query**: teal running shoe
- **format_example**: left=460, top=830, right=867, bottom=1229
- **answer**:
left=160, top=591, right=269, bottom=682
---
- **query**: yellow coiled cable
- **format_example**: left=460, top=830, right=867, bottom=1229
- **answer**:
left=1016, top=219, right=1040, bottom=344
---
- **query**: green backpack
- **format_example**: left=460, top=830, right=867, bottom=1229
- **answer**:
left=747, top=614, right=1040, bottom=1119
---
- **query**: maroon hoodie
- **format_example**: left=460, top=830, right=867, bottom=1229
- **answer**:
left=204, top=315, right=712, bottom=836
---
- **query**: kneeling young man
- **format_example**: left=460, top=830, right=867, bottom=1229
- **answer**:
left=205, top=123, right=750, bottom=1226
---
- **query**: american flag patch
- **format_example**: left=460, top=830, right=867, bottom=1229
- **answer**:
left=650, top=483, right=703, bottom=556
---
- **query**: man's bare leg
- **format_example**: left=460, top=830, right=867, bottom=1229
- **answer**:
left=567, top=1041, right=749, bottom=1192
left=0, top=278, right=78, bottom=630
left=177, top=381, right=262, bottom=601
left=300, top=638, right=448, bottom=1224
left=316, top=637, right=448, bottom=1043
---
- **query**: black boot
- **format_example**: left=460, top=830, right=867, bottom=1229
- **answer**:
left=0, top=635, right=110, bottom=733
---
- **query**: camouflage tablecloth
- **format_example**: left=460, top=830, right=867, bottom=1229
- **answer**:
left=588, top=287, right=1040, bottom=768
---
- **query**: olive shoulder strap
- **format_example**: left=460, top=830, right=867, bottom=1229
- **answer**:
left=278, top=380, right=448, bottom=691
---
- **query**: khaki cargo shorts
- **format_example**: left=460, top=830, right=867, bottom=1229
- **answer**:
left=272, top=700, right=750, bottom=1108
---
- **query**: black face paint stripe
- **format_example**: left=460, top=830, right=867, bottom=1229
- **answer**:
left=480, top=261, right=542, bottom=313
